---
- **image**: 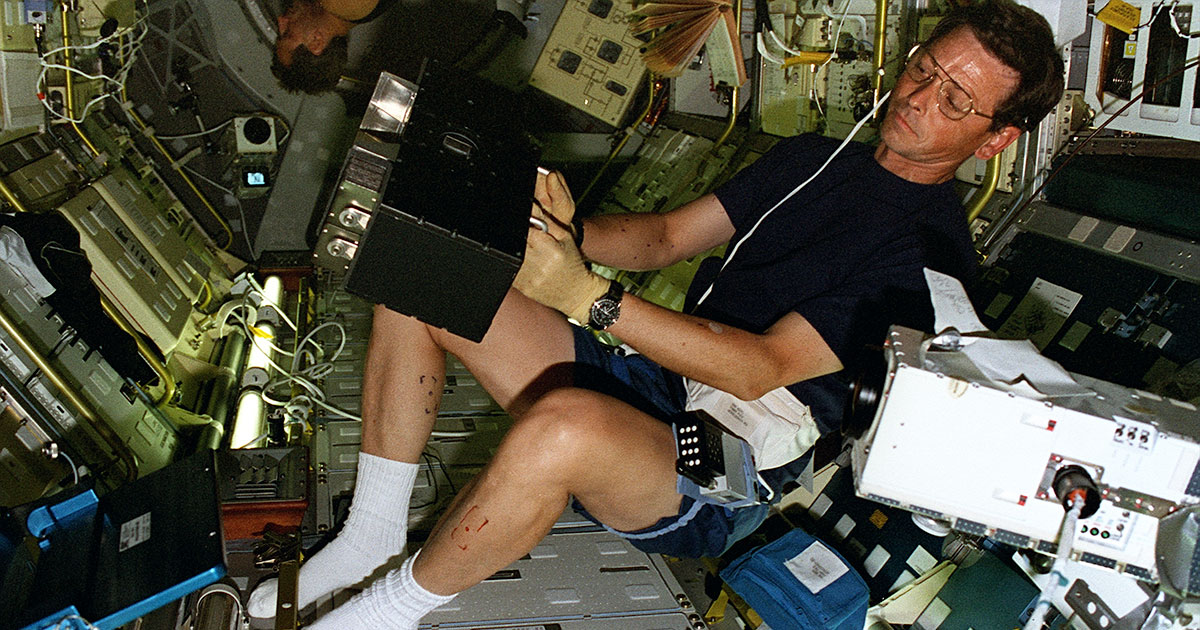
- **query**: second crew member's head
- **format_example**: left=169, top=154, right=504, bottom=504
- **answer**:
left=272, top=0, right=351, bottom=94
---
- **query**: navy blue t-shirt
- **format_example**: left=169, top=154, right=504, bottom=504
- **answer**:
left=687, top=133, right=976, bottom=438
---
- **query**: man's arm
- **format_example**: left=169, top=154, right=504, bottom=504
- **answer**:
left=579, top=194, right=735, bottom=272
left=519, top=171, right=841, bottom=398
left=611, top=296, right=843, bottom=400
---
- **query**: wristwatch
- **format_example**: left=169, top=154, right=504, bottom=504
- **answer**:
left=588, top=279, right=624, bottom=330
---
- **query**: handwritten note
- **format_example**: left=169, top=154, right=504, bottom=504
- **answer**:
left=924, top=268, right=987, bottom=334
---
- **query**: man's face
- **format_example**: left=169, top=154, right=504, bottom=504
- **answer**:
left=876, top=27, right=1021, bottom=184
left=276, top=4, right=327, bottom=67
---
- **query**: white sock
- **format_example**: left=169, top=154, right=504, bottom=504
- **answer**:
left=248, top=453, right=418, bottom=619
left=307, top=552, right=456, bottom=630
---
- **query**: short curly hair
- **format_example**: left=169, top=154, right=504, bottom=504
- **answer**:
left=271, top=34, right=348, bottom=94
left=926, top=0, right=1064, bottom=132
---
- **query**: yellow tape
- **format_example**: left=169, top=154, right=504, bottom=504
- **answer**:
left=1097, top=0, right=1141, bottom=34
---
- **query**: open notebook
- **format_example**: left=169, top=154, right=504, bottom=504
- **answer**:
left=630, top=0, right=747, bottom=86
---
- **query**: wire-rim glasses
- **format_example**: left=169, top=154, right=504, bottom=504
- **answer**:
left=904, top=45, right=994, bottom=121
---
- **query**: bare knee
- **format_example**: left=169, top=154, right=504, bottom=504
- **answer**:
left=502, top=389, right=682, bottom=532
left=512, top=388, right=606, bottom=439
left=501, top=389, right=615, bottom=467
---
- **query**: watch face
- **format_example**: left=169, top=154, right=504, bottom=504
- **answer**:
left=590, top=298, right=621, bottom=329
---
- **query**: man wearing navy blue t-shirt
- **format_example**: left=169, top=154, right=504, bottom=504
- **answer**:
left=248, top=1, right=1065, bottom=626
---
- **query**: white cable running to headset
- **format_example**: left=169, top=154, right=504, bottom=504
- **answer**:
left=695, top=90, right=892, bottom=308
left=1023, top=498, right=1084, bottom=630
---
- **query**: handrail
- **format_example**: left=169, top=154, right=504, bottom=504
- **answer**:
left=871, top=0, right=888, bottom=110
left=0, top=178, right=28, bottom=213
left=0, top=149, right=174, bottom=406
left=0, top=307, right=138, bottom=481
left=965, top=154, right=1001, bottom=224
left=97, top=293, right=177, bottom=407
left=60, top=5, right=100, bottom=158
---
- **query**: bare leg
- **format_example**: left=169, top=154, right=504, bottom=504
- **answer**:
left=358, top=306, right=449, bottom=463
left=305, top=387, right=686, bottom=630
left=415, top=387, right=683, bottom=593
left=251, top=292, right=577, bottom=619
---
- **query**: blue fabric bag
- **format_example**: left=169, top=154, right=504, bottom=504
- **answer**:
left=720, top=528, right=869, bottom=630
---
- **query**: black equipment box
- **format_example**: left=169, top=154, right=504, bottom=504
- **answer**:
left=344, top=65, right=540, bottom=342
left=2, top=450, right=225, bottom=629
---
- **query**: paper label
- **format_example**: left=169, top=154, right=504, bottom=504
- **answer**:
left=996, top=278, right=1082, bottom=350
left=786, top=542, right=849, bottom=594
left=119, top=512, right=152, bottom=552
left=1097, top=0, right=1141, bottom=34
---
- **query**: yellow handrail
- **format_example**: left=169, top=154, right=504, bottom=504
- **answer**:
left=97, top=293, right=177, bottom=407
left=871, top=0, right=888, bottom=109
left=965, top=154, right=1001, bottom=224
left=60, top=5, right=100, bottom=158
left=0, top=307, right=138, bottom=481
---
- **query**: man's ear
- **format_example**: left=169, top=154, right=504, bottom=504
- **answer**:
left=974, top=125, right=1021, bottom=161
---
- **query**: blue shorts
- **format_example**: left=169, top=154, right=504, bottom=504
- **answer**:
left=569, top=326, right=770, bottom=558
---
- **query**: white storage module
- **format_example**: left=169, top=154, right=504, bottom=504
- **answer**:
left=851, top=326, right=1200, bottom=583
left=1084, top=0, right=1200, bottom=141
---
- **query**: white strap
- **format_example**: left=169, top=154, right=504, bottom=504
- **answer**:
left=683, top=378, right=820, bottom=471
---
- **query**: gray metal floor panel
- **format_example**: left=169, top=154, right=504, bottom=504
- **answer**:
left=421, top=611, right=699, bottom=629
left=420, top=530, right=700, bottom=628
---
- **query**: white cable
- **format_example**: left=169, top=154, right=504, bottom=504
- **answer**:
left=694, top=91, right=892, bottom=308
left=768, top=29, right=805, bottom=57
left=756, top=32, right=787, bottom=65
left=231, top=313, right=297, bottom=358
left=1168, top=0, right=1200, bottom=37
left=38, top=14, right=149, bottom=124
left=156, top=118, right=234, bottom=140
left=822, top=1, right=867, bottom=43
left=1023, top=499, right=1084, bottom=630
left=53, top=614, right=99, bottom=630
left=292, top=321, right=347, bottom=371
left=40, top=62, right=126, bottom=85
left=309, top=396, right=361, bottom=421
left=39, top=15, right=147, bottom=58
left=819, top=0, right=856, bottom=70
left=241, top=316, right=361, bottom=423
left=193, top=583, right=245, bottom=628
left=39, top=88, right=114, bottom=123
left=1133, top=0, right=1169, bottom=30
left=58, top=450, right=79, bottom=487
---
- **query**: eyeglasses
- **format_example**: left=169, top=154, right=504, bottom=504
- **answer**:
left=904, top=46, right=994, bottom=121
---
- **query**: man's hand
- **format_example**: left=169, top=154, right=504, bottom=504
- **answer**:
left=514, top=191, right=608, bottom=323
left=533, top=169, right=581, bottom=244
